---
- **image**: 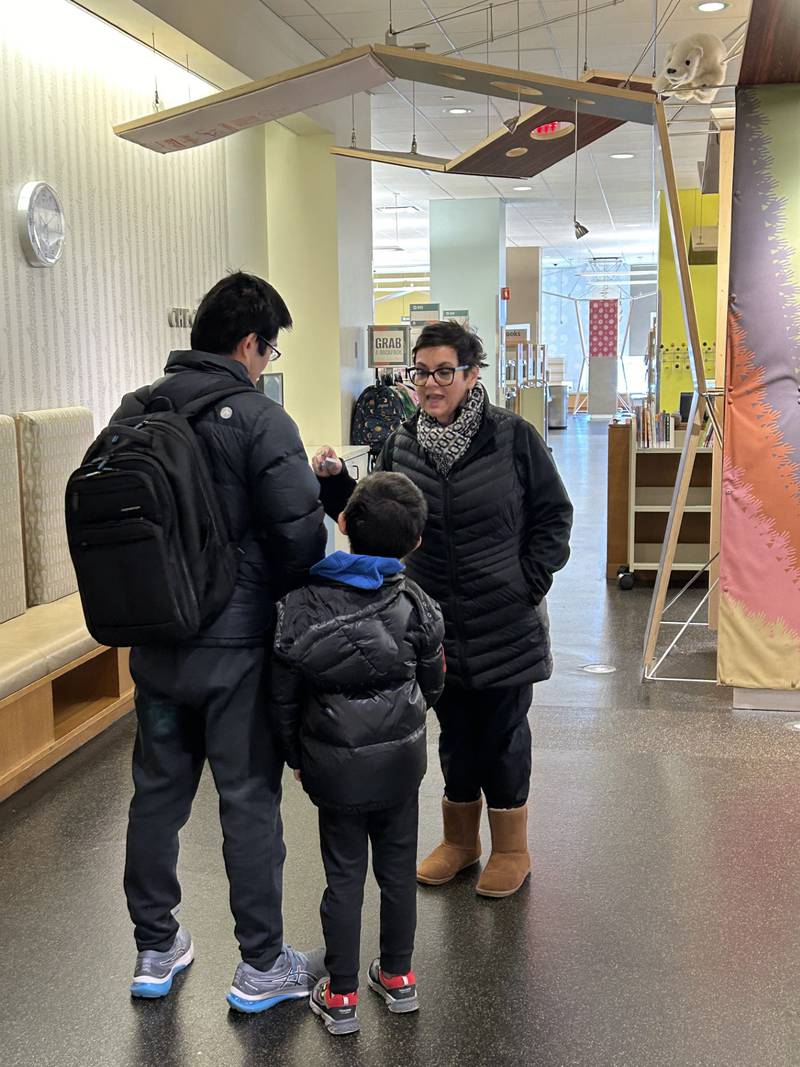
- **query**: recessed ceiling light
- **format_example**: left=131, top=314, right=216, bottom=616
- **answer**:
left=696, top=1, right=728, bottom=10
left=611, top=152, right=635, bottom=159
left=441, top=95, right=456, bottom=101
left=445, top=107, right=472, bottom=115
left=513, top=186, right=532, bottom=191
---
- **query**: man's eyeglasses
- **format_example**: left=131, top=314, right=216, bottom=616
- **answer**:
left=257, top=335, right=282, bottom=362
left=406, top=365, right=470, bottom=386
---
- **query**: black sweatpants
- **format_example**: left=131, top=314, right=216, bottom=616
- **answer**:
left=318, top=795, right=418, bottom=994
left=124, top=645, right=285, bottom=971
left=435, top=680, right=534, bottom=809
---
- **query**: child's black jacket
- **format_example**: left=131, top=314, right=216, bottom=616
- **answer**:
left=272, top=572, right=445, bottom=812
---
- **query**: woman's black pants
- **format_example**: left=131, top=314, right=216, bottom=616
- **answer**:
left=435, top=680, right=534, bottom=809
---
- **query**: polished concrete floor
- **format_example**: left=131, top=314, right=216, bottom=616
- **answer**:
left=2, top=420, right=800, bottom=1067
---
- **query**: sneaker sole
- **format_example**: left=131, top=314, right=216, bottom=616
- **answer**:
left=416, top=856, right=480, bottom=886
left=309, top=996, right=360, bottom=1035
left=226, top=988, right=312, bottom=1014
left=367, top=974, right=419, bottom=1014
left=130, top=946, right=194, bottom=999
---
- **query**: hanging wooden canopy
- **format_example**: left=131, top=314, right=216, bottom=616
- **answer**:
left=113, top=44, right=655, bottom=154
left=332, top=71, right=655, bottom=181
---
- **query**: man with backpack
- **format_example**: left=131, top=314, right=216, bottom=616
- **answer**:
left=71, top=273, right=328, bottom=1008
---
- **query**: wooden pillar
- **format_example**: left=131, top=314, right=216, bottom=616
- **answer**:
left=708, top=124, right=735, bottom=631
left=642, top=103, right=709, bottom=676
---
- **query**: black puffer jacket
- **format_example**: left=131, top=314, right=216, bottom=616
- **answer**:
left=113, top=351, right=326, bottom=646
left=320, top=401, right=572, bottom=688
left=272, top=574, right=445, bottom=812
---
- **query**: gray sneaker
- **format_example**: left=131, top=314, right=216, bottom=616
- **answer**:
left=227, top=946, right=326, bottom=1013
left=130, top=925, right=194, bottom=998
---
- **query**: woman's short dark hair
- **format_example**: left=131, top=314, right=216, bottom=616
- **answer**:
left=191, top=272, right=292, bottom=356
left=343, top=472, right=428, bottom=559
left=413, top=321, right=487, bottom=369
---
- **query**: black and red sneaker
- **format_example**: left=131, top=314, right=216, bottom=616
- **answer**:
left=367, top=960, right=419, bottom=1014
left=309, top=978, right=360, bottom=1035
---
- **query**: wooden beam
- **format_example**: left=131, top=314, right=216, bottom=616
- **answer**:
left=114, top=47, right=392, bottom=153
left=115, top=47, right=658, bottom=155
left=708, top=126, right=735, bottom=633
left=643, top=392, right=705, bottom=674
left=330, top=146, right=449, bottom=170
left=372, top=44, right=656, bottom=123
left=654, top=101, right=707, bottom=395
left=642, top=104, right=709, bottom=677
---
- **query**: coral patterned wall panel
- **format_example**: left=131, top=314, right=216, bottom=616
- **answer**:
left=718, top=85, right=800, bottom=689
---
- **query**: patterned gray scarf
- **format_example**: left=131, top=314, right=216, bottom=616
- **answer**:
left=417, top=384, right=486, bottom=476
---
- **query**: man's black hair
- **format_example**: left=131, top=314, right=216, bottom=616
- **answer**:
left=413, top=320, right=488, bottom=369
left=190, top=272, right=292, bottom=357
left=343, top=472, right=428, bottom=559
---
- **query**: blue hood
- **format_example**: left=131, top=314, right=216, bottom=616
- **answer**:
left=311, top=551, right=404, bottom=590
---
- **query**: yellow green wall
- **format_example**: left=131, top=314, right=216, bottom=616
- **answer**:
left=374, top=291, right=431, bottom=325
left=658, top=189, right=719, bottom=413
left=265, top=125, right=342, bottom=446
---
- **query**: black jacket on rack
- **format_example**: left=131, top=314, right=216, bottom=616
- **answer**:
left=272, top=571, right=445, bottom=812
left=319, top=403, right=573, bottom=689
left=112, top=350, right=326, bottom=646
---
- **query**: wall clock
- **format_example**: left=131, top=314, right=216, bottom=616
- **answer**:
left=17, top=182, right=66, bottom=267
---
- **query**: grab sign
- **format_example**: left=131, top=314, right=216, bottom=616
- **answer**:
left=368, top=324, right=411, bottom=368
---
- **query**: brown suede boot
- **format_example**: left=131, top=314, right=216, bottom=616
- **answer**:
left=475, top=805, right=531, bottom=898
left=417, top=798, right=482, bottom=886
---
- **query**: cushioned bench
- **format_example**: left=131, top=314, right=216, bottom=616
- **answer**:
left=0, top=408, right=134, bottom=802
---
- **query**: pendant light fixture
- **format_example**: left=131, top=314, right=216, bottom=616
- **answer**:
left=573, top=102, right=589, bottom=239
left=572, top=0, right=588, bottom=240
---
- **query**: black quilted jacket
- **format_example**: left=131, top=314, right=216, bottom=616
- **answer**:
left=113, top=351, right=326, bottom=646
left=320, top=402, right=573, bottom=688
left=272, top=574, right=445, bottom=812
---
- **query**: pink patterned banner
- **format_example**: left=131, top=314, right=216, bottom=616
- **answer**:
left=588, top=299, right=619, bottom=358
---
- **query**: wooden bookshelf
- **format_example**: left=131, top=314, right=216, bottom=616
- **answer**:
left=607, top=419, right=713, bottom=585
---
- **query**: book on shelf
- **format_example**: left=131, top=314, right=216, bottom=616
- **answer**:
left=631, top=399, right=677, bottom=449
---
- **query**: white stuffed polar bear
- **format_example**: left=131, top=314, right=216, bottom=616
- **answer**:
left=654, top=33, right=728, bottom=103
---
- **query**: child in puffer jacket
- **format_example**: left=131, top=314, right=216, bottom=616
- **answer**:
left=272, top=472, right=445, bottom=1037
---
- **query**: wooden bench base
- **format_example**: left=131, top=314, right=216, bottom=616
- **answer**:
left=0, top=647, right=134, bottom=803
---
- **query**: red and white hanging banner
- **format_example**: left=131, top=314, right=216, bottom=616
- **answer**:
left=588, top=299, right=619, bottom=358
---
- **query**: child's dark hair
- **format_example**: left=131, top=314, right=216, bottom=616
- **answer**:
left=343, top=472, right=427, bottom=559
left=191, top=271, right=292, bottom=357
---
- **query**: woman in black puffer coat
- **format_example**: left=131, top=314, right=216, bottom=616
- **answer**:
left=315, top=321, right=573, bottom=899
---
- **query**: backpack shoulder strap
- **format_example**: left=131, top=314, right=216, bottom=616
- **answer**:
left=149, top=384, right=255, bottom=421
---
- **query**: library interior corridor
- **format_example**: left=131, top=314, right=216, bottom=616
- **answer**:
left=2, top=422, right=797, bottom=1067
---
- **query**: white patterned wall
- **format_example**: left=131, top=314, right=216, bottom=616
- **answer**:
left=0, top=2, right=230, bottom=430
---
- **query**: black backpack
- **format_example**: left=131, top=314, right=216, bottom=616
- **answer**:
left=66, top=386, right=251, bottom=647
left=350, top=382, right=408, bottom=458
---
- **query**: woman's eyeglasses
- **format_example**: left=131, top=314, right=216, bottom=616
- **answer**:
left=406, top=365, right=469, bottom=386
left=257, top=335, right=282, bottom=362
